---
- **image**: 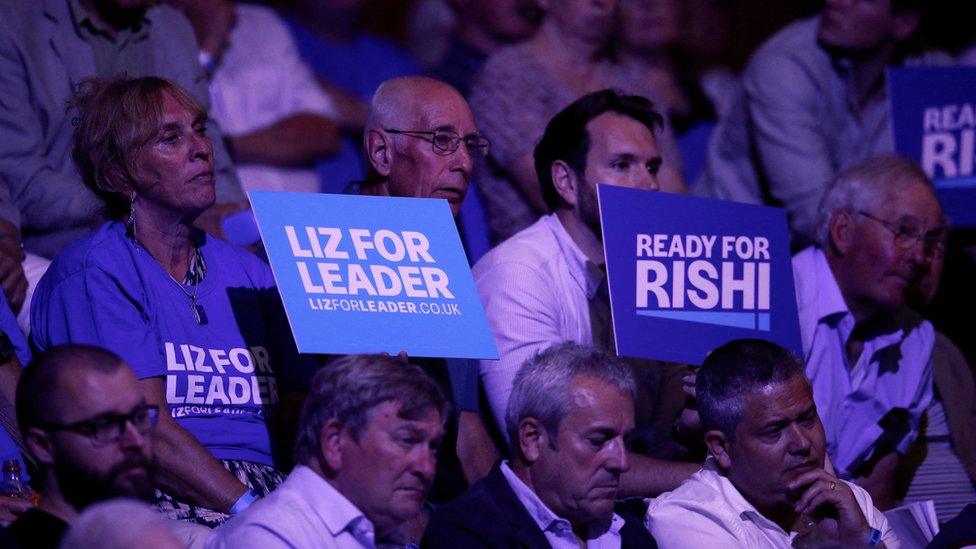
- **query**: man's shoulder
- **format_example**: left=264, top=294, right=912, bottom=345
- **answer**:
left=41, top=222, right=131, bottom=283
left=211, top=475, right=325, bottom=547
left=473, top=217, right=562, bottom=278
left=424, top=464, right=538, bottom=545
left=647, top=468, right=727, bottom=513
left=745, top=16, right=829, bottom=88
left=645, top=468, right=752, bottom=546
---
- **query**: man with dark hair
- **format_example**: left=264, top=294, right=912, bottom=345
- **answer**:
left=10, top=345, right=158, bottom=548
left=647, top=339, right=898, bottom=548
left=474, top=89, right=697, bottom=495
left=209, top=354, right=447, bottom=548
left=696, top=0, right=941, bottom=246
left=423, top=342, right=656, bottom=548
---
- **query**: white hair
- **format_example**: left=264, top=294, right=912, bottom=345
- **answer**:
left=816, top=155, right=933, bottom=246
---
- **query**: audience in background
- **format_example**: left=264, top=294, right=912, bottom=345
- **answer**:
left=647, top=339, right=897, bottom=547
left=475, top=89, right=698, bottom=496
left=795, top=155, right=945, bottom=509
left=10, top=346, right=158, bottom=548
left=0, top=0, right=245, bottom=326
left=173, top=0, right=342, bottom=195
left=424, top=342, right=656, bottom=548
left=0, top=0, right=972, bottom=544
left=429, top=0, right=539, bottom=99
left=30, top=77, right=309, bottom=527
left=209, top=354, right=446, bottom=548
left=285, top=0, right=422, bottom=193
left=696, top=0, right=941, bottom=246
left=469, top=0, right=685, bottom=245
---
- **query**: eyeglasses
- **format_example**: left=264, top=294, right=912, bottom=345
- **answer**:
left=857, top=210, right=947, bottom=260
left=384, top=128, right=491, bottom=158
left=42, top=404, right=159, bottom=445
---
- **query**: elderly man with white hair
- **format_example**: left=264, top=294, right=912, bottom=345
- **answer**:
left=792, top=154, right=947, bottom=509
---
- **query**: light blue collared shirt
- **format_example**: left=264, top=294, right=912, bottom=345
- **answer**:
left=500, top=461, right=624, bottom=549
left=207, top=465, right=377, bottom=549
left=792, top=247, right=934, bottom=478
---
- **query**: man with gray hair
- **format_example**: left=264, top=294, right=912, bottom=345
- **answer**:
left=792, top=154, right=946, bottom=508
left=647, top=339, right=896, bottom=547
left=208, top=354, right=447, bottom=548
left=422, top=342, right=656, bottom=548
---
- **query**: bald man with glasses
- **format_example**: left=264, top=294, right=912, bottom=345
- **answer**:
left=347, top=76, right=500, bottom=493
left=356, top=76, right=488, bottom=217
left=794, top=154, right=947, bottom=510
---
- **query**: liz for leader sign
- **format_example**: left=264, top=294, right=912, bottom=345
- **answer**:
left=599, top=185, right=801, bottom=365
left=250, top=191, right=498, bottom=359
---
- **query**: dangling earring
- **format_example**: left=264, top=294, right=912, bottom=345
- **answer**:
left=127, top=195, right=136, bottom=239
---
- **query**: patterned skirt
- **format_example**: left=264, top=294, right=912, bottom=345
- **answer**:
left=153, top=459, right=285, bottom=528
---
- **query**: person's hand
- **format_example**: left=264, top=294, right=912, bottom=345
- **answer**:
left=0, top=493, right=33, bottom=523
left=0, top=220, right=27, bottom=314
left=789, top=469, right=870, bottom=545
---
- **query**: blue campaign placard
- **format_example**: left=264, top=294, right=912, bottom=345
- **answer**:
left=598, top=185, right=801, bottom=365
left=250, top=191, right=499, bottom=359
left=889, top=66, right=976, bottom=226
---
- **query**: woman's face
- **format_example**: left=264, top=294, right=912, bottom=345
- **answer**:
left=543, top=0, right=617, bottom=45
left=129, top=91, right=216, bottom=219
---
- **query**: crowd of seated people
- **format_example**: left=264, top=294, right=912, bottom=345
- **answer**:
left=0, top=0, right=974, bottom=548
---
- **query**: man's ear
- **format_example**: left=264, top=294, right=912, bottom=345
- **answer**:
left=517, top=417, right=546, bottom=464
left=318, top=418, right=346, bottom=473
left=551, top=160, right=580, bottom=208
left=704, top=429, right=733, bottom=470
left=365, top=129, right=392, bottom=178
left=828, top=210, right=855, bottom=256
left=890, top=10, right=920, bottom=42
left=25, top=428, right=55, bottom=466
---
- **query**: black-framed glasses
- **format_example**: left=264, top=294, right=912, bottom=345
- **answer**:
left=857, top=210, right=947, bottom=259
left=42, top=404, right=159, bottom=445
left=384, top=128, right=491, bottom=158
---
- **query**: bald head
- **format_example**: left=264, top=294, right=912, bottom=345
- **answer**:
left=362, top=77, right=480, bottom=217
left=365, top=77, right=467, bottom=132
left=17, top=345, right=128, bottom=432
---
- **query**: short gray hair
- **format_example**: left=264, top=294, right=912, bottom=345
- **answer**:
left=505, top=342, right=636, bottom=450
left=294, top=355, right=448, bottom=465
left=816, top=155, right=933, bottom=246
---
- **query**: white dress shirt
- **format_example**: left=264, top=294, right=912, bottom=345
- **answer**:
left=207, top=465, right=376, bottom=549
left=500, top=461, right=624, bottom=549
left=210, top=4, right=336, bottom=194
left=793, top=247, right=934, bottom=478
left=645, top=459, right=900, bottom=549
left=473, top=214, right=604, bottom=434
